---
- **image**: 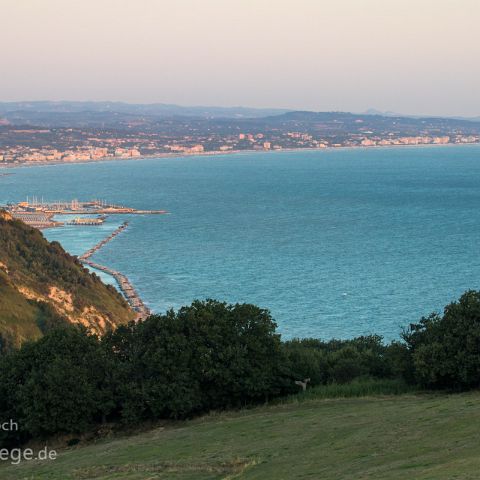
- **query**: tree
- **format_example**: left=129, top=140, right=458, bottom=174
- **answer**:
left=104, top=300, right=285, bottom=421
left=104, top=312, right=203, bottom=422
left=178, top=300, right=283, bottom=407
left=403, top=290, right=480, bottom=389
left=2, top=326, right=113, bottom=437
left=282, top=340, right=328, bottom=388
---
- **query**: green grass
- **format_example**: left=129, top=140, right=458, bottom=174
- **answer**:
left=274, top=378, right=416, bottom=404
left=0, top=272, right=43, bottom=346
left=2, top=380, right=480, bottom=479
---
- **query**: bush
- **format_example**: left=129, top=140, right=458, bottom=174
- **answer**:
left=403, top=290, right=480, bottom=389
left=282, top=341, right=328, bottom=387
left=0, top=326, right=112, bottom=440
left=104, top=299, right=284, bottom=422
left=283, top=335, right=403, bottom=388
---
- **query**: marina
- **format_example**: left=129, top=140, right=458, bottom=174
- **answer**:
left=2, top=198, right=168, bottom=229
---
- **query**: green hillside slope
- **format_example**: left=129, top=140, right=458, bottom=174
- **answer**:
left=0, top=211, right=134, bottom=348
left=2, top=387, right=480, bottom=479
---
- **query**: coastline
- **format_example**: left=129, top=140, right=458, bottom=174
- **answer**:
left=1, top=141, right=479, bottom=170
left=6, top=143, right=480, bottom=341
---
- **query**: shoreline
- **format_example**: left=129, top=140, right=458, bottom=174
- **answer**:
left=1, top=141, right=480, bottom=170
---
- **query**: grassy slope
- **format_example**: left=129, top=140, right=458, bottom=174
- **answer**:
left=0, top=273, right=43, bottom=344
left=0, top=214, right=134, bottom=346
left=3, top=384, right=480, bottom=480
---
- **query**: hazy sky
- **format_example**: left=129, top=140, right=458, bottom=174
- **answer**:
left=1, top=0, right=479, bottom=116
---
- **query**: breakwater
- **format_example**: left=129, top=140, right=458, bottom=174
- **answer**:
left=78, top=222, right=151, bottom=321
left=79, top=222, right=129, bottom=261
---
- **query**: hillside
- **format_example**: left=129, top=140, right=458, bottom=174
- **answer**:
left=0, top=211, right=134, bottom=348
left=2, top=385, right=480, bottom=479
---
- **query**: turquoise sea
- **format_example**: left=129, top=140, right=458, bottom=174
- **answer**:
left=2, top=146, right=480, bottom=340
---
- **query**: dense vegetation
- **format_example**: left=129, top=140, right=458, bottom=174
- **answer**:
left=402, top=290, right=480, bottom=389
left=2, top=291, right=480, bottom=448
left=0, top=212, right=133, bottom=348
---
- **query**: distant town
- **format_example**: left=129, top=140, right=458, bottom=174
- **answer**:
left=1, top=102, right=480, bottom=166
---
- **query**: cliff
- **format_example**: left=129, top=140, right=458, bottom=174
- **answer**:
left=0, top=211, right=134, bottom=349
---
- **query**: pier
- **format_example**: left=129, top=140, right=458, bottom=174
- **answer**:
left=67, top=216, right=106, bottom=226
left=78, top=222, right=151, bottom=321
left=11, top=212, right=63, bottom=229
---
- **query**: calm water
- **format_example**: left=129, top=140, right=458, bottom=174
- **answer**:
left=2, top=146, right=480, bottom=340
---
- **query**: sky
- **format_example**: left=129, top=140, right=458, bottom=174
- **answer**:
left=1, top=0, right=479, bottom=116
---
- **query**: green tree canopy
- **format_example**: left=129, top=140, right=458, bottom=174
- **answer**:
left=403, top=290, right=480, bottom=389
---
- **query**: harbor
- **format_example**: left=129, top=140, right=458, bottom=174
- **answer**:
left=2, top=198, right=168, bottom=228
left=78, top=222, right=151, bottom=321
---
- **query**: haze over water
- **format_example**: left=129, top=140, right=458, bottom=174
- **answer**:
left=2, top=145, right=480, bottom=340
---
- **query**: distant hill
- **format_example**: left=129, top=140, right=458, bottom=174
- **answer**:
left=0, top=211, right=134, bottom=349
left=1, top=102, right=479, bottom=135
left=0, top=101, right=290, bottom=123
left=260, top=109, right=480, bottom=130
left=363, top=108, right=480, bottom=122
left=2, top=103, right=480, bottom=151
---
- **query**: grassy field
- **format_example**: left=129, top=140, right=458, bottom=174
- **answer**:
left=2, top=381, right=480, bottom=479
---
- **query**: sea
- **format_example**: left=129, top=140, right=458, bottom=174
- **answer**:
left=2, top=145, right=480, bottom=341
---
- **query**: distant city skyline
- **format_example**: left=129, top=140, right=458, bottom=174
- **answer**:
left=1, top=0, right=479, bottom=117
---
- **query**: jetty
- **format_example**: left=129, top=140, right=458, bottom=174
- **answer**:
left=78, top=222, right=129, bottom=261
left=82, top=259, right=151, bottom=321
left=78, top=222, right=151, bottom=321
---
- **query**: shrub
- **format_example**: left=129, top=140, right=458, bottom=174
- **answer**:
left=403, top=290, right=480, bottom=389
left=104, top=299, right=284, bottom=422
left=283, top=335, right=402, bottom=388
left=0, top=326, right=112, bottom=439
